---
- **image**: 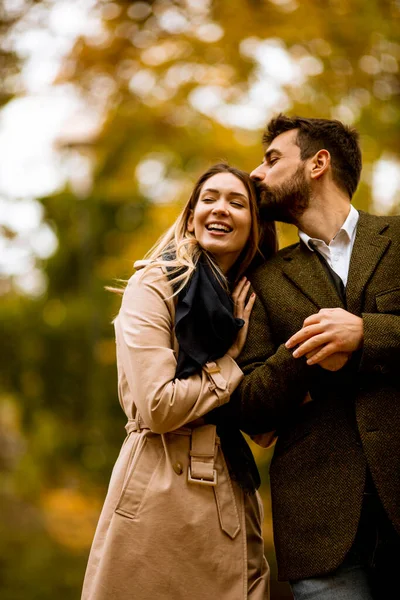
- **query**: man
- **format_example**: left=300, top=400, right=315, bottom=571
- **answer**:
left=236, top=115, right=400, bottom=599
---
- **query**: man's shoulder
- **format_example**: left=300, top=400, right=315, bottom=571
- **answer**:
left=359, top=210, right=400, bottom=228
left=249, top=242, right=299, bottom=282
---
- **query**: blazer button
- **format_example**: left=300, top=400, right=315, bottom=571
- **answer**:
left=173, top=462, right=183, bottom=475
left=373, top=364, right=388, bottom=374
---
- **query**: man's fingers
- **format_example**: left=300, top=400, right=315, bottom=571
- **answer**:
left=306, top=348, right=321, bottom=359
left=302, top=313, right=323, bottom=327
left=287, top=308, right=346, bottom=348
left=306, top=343, right=338, bottom=365
left=286, top=324, right=324, bottom=349
left=306, top=349, right=351, bottom=370
left=318, top=352, right=351, bottom=371
left=292, top=333, right=330, bottom=358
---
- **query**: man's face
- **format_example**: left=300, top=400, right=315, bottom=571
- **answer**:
left=251, top=129, right=311, bottom=224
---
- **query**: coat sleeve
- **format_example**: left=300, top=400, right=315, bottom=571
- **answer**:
left=228, top=279, right=312, bottom=435
left=115, top=268, right=243, bottom=434
left=359, top=313, right=400, bottom=374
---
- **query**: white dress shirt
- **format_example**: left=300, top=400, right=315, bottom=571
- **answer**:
left=298, top=205, right=359, bottom=287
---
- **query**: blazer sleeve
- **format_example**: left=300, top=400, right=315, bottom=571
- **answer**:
left=115, top=268, right=243, bottom=434
left=229, top=281, right=312, bottom=435
left=359, top=312, right=400, bottom=374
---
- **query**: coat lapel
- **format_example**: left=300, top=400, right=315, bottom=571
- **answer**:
left=282, top=241, right=346, bottom=310
left=346, top=211, right=391, bottom=314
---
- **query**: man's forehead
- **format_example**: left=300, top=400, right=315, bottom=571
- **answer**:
left=266, top=128, right=299, bottom=155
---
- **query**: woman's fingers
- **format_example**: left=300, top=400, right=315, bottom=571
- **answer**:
left=232, top=277, right=247, bottom=302
left=232, top=276, right=247, bottom=295
left=238, top=280, right=251, bottom=304
left=245, top=290, right=256, bottom=307
left=227, top=282, right=256, bottom=360
left=234, top=280, right=251, bottom=317
left=244, top=292, right=256, bottom=317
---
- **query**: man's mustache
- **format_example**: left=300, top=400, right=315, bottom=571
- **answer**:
left=253, top=180, right=275, bottom=207
left=253, top=179, right=270, bottom=200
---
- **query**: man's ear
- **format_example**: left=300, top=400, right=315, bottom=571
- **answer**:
left=310, top=149, right=330, bottom=180
left=187, top=211, right=194, bottom=233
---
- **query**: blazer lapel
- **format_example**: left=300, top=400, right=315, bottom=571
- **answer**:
left=346, top=211, right=391, bottom=314
left=282, top=241, right=346, bottom=310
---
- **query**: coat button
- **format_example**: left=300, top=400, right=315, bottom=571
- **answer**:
left=173, top=462, right=183, bottom=475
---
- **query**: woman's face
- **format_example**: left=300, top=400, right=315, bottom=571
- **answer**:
left=188, top=172, right=252, bottom=273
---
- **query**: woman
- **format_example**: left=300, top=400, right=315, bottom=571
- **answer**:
left=82, top=163, right=277, bottom=600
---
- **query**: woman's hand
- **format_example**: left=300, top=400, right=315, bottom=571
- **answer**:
left=227, top=277, right=256, bottom=360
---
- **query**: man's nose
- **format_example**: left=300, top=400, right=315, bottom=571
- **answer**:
left=250, top=164, right=265, bottom=181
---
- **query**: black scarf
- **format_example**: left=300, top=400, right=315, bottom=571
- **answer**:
left=170, top=256, right=261, bottom=494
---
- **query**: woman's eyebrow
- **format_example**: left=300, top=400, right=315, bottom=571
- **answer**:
left=201, top=188, right=219, bottom=195
left=228, top=192, right=248, bottom=200
left=201, top=188, right=247, bottom=200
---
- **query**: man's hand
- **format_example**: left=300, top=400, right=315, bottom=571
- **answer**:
left=306, top=349, right=351, bottom=371
left=285, top=308, right=363, bottom=366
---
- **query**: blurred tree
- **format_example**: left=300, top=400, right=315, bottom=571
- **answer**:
left=0, top=0, right=23, bottom=106
left=57, top=0, right=400, bottom=197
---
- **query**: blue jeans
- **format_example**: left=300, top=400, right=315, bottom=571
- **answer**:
left=290, top=564, right=373, bottom=600
left=290, top=490, right=400, bottom=600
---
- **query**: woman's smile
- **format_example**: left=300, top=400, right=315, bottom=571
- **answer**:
left=205, top=221, right=233, bottom=234
left=188, top=172, right=252, bottom=273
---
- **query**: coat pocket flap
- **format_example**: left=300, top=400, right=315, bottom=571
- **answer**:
left=115, top=435, right=163, bottom=519
left=376, top=287, right=400, bottom=313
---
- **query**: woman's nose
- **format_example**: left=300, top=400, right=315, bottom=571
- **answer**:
left=212, top=200, right=229, bottom=214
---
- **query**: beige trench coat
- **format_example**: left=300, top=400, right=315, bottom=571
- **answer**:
left=82, top=265, right=269, bottom=600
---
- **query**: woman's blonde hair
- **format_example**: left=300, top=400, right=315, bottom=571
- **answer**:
left=140, top=162, right=277, bottom=294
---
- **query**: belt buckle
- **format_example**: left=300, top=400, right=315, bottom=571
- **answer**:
left=188, top=467, right=217, bottom=486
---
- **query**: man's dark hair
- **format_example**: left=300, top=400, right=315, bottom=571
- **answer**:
left=263, top=114, right=362, bottom=199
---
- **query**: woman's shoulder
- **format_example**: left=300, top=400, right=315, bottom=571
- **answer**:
left=115, top=262, right=176, bottom=330
left=124, top=261, right=174, bottom=298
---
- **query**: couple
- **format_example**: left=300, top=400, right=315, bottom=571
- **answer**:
left=82, top=115, right=400, bottom=600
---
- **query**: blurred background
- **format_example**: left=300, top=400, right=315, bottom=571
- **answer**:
left=0, top=0, right=399, bottom=598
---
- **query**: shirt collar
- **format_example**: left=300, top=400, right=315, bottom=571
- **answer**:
left=340, top=204, right=359, bottom=241
left=299, top=205, right=359, bottom=251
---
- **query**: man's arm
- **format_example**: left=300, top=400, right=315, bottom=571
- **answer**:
left=358, top=313, right=400, bottom=374
left=230, top=287, right=311, bottom=435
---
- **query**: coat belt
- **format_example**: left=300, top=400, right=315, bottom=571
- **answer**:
left=125, top=418, right=241, bottom=539
left=188, top=424, right=217, bottom=485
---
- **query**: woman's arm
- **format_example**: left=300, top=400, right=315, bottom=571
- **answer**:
left=115, top=268, right=243, bottom=433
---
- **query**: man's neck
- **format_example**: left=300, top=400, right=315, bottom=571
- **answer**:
left=298, top=197, right=352, bottom=245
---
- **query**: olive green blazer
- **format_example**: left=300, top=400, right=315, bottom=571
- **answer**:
left=236, top=210, right=400, bottom=581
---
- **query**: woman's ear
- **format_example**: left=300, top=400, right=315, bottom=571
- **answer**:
left=310, top=149, right=330, bottom=180
left=187, top=211, right=194, bottom=233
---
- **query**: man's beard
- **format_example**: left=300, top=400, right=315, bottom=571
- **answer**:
left=257, top=164, right=311, bottom=226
